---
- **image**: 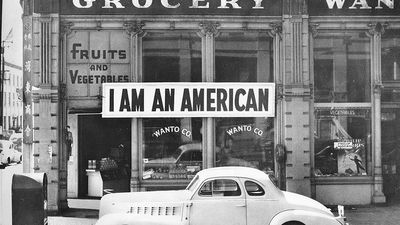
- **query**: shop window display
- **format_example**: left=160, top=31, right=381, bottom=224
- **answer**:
left=142, top=118, right=203, bottom=180
left=142, top=32, right=203, bottom=180
left=215, top=117, right=274, bottom=172
left=214, top=31, right=274, bottom=172
left=314, top=108, right=371, bottom=176
left=313, top=31, right=372, bottom=177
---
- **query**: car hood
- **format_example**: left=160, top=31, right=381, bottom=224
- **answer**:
left=99, top=190, right=192, bottom=217
left=282, top=191, right=333, bottom=216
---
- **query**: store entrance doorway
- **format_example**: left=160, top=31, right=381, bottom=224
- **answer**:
left=78, top=115, right=131, bottom=198
left=382, top=108, right=400, bottom=203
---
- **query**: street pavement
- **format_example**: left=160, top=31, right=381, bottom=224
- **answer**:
left=48, top=203, right=400, bottom=225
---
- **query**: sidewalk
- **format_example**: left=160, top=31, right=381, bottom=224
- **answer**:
left=48, top=208, right=98, bottom=225
left=345, top=203, right=400, bottom=225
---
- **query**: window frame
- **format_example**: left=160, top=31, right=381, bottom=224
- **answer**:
left=197, top=178, right=243, bottom=198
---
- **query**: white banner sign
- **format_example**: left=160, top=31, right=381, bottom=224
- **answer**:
left=102, top=82, right=275, bottom=118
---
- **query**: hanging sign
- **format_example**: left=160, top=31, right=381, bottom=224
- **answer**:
left=23, top=16, right=33, bottom=144
left=102, top=82, right=275, bottom=118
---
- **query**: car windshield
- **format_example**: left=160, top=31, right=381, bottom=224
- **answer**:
left=172, top=148, right=182, bottom=160
left=186, top=174, right=199, bottom=192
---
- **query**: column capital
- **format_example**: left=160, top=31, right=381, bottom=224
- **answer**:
left=199, top=21, right=220, bottom=37
left=309, top=23, right=319, bottom=38
left=269, top=22, right=282, bottom=38
left=123, top=21, right=145, bottom=37
left=60, top=22, right=74, bottom=37
left=367, top=22, right=389, bottom=36
left=374, top=83, right=384, bottom=94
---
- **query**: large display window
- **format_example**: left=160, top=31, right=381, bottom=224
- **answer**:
left=142, top=118, right=203, bottom=180
left=214, top=31, right=275, bottom=172
left=215, top=117, right=274, bottom=172
left=314, top=108, right=371, bottom=176
left=313, top=31, right=372, bottom=177
left=314, top=31, right=371, bottom=103
left=143, top=31, right=201, bottom=82
left=142, top=31, right=203, bottom=181
left=381, top=30, right=400, bottom=199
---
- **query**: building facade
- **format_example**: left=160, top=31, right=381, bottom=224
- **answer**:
left=1, top=61, right=23, bottom=133
left=21, top=0, right=400, bottom=212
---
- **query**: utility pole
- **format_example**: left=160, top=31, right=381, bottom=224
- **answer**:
left=0, top=41, right=4, bottom=133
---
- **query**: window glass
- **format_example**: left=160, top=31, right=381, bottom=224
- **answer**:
left=199, top=179, right=241, bottom=197
left=382, top=30, right=400, bottom=82
left=214, top=31, right=275, bottom=172
left=142, top=32, right=203, bottom=181
left=215, top=31, right=273, bottom=82
left=215, top=118, right=274, bottom=172
left=314, top=108, right=371, bottom=176
left=381, top=109, right=400, bottom=175
left=245, top=181, right=265, bottom=196
left=143, top=31, right=201, bottom=82
left=314, top=31, right=371, bottom=103
left=142, top=118, right=203, bottom=180
left=381, top=30, right=400, bottom=103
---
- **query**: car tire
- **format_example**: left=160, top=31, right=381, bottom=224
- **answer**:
left=283, top=222, right=304, bottom=225
left=19, top=155, right=22, bottom=163
left=7, top=157, right=11, bottom=164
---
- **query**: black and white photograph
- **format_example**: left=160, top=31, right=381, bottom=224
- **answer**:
left=1, top=0, right=400, bottom=224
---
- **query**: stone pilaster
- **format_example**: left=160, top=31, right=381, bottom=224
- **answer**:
left=123, top=21, right=146, bottom=192
left=199, top=22, right=219, bottom=168
left=368, top=22, right=387, bottom=204
left=282, top=0, right=312, bottom=197
left=32, top=15, right=61, bottom=212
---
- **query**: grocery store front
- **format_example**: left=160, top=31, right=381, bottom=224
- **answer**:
left=23, top=0, right=400, bottom=210
left=63, top=1, right=281, bottom=198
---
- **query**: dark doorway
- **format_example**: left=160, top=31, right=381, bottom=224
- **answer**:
left=78, top=115, right=131, bottom=198
left=382, top=108, right=400, bottom=203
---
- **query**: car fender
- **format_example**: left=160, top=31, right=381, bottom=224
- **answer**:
left=96, top=213, right=189, bottom=225
left=269, top=209, right=341, bottom=225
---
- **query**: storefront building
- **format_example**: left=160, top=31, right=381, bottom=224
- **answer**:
left=21, top=0, right=400, bottom=212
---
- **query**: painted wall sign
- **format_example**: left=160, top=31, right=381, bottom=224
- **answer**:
left=102, top=82, right=275, bottom=118
left=309, top=0, right=400, bottom=16
left=23, top=16, right=33, bottom=144
left=66, top=31, right=130, bottom=97
left=57, top=0, right=281, bottom=16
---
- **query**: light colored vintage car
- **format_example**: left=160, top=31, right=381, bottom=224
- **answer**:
left=0, top=140, right=22, bottom=164
left=96, top=167, right=348, bottom=225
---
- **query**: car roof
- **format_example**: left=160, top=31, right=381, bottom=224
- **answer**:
left=197, top=166, right=269, bottom=181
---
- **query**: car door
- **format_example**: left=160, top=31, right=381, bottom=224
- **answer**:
left=190, top=178, right=246, bottom=225
left=243, top=179, right=280, bottom=225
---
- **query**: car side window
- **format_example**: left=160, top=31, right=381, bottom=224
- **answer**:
left=245, top=181, right=265, bottom=196
left=199, top=179, right=241, bottom=197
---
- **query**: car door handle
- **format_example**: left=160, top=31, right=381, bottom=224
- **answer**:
left=235, top=204, right=246, bottom=207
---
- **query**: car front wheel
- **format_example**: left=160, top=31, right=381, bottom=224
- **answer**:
left=283, top=222, right=305, bottom=225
